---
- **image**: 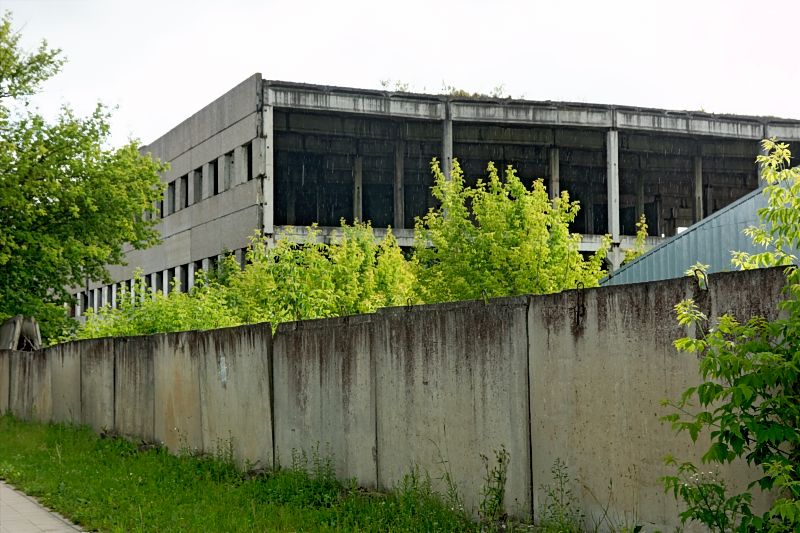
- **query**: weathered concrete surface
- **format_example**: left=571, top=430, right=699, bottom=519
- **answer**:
left=0, top=350, right=9, bottom=413
left=154, top=332, right=202, bottom=452
left=48, top=343, right=81, bottom=424
left=79, top=339, right=115, bottom=432
left=8, top=350, right=51, bottom=422
left=197, top=324, right=273, bottom=467
left=273, top=315, right=377, bottom=485
left=2, top=266, right=791, bottom=530
left=114, top=336, right=155, bottom=441
left=375, top=298, right=531, bottom=516
left=528, top=268, right=785, bottom=531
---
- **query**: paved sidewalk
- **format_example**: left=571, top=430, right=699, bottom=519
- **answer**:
left=0, top=481, right=83, bottom=532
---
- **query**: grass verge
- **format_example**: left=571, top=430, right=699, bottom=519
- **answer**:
left=0, top=414, right=475, bottom=532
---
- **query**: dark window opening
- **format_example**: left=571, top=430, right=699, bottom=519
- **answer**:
left=167, top=181, right=176, bottom=214
left=179, top=264, right=189, bottom=293
left=245, top=143, right=254, bottom=181
left=155, top=272, right=163, bottom=293
left=210, top=159, right=219, bottom=195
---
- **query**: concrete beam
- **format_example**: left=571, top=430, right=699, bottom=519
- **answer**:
left=607, top=130, right=620, bottom=242
left=267, top=85, right=445, bottom=120
left=450, top=101, right=613, bottom=128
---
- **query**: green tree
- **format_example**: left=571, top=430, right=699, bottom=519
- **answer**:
left=622, top=214, right=649, bottom=265
left=413, top=159, right=610, bottom=303
left=664, top=139, right=800, bottom=532
left=0, top=12, right=165, bottom=341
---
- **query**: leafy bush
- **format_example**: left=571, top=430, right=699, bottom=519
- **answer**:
left=413, top=159, right=609, bottom=303
left=75, top=160, right=610, bottom=340
left=664, top=139, right=800, bottom=532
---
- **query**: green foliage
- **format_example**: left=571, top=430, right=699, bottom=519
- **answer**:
left=0, top=12, right=165, bottom=342
left=479, top=445, right=510, bottom=526
left=75, top=159, right=608, bottom=341
left=664, top=139, right=800, bottom=532
left=536, top=458, right=584, bottom=532
left=76, top=272, right=238, bottom=340
left=78, top=222, right=415, bottom=338
left=0, top=12, right=64, bottom=100
left=732, top=139, right=800, bottom=271
left=413, top=159, right=610, bottom=303
left=0, top=414, right=477, bottom=532
left=622, top=214, right=649, bottom=265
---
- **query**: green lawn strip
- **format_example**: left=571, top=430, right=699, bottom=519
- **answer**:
left=0, top=415, right=475, bottom=532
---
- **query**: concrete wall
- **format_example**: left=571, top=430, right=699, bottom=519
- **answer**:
left=0, top=267, right=789, bottom=530
left=375, top=298, right=532, bottom=515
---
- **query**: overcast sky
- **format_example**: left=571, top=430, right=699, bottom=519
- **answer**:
left=6, top=0, right=800, bottom=147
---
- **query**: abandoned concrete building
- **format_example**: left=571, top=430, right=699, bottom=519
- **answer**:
left=72, top=73, right=800, bottom=315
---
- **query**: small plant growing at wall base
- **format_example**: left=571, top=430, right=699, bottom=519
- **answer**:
left=536, top=458, right=584, bottom=533
left=479, top=445, right=510, bottom=527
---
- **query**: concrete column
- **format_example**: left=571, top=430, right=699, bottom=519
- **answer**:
left=548, top=147, right=560, bottom=199
left=693, top=155, right=704, bottom=222
left=111, top=284, right=117, bottom=308
left=261, top=101, right=275, bottom=236
left=188, top=262, right=195, bottom=290
left=394, top=139, right=405, bottom=229
left=442, top=103, right=453, bottom=179
left=234, top=145, right=247, bottom=187
left=654, top=195, right=663, bottom=237
left=759, top=125, right=768, bottom=188
left=150, top=274, right=157, bottom=296
left=202, top=162, right=213, bottom=199
left=353, top=155, right=363, bottom=222
left=635, top=174, right=645, bottom=222
left=217, top=155, right=227, bottom=194
left=606, top=130, right=620, bottom=242
left=92, top=288, right=99, bottom=312
left=187, top=170, right=196, bottom=207
left=201, top=258, right=210, bottom=274
left=162, top=269, right=170, bottom=297
left=176, top=176, right=184, bottom=211
left=608, top=247, right=624, bottom=272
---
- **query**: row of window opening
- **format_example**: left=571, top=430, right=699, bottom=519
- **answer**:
left=150, top=142, right=255, bottom=219
left=72, top=249, right=250, bottom=317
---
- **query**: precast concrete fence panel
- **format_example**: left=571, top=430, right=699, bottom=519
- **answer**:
left=272, top=314, right=377, bottom=487
left=0, top=267, right=789, bottom=530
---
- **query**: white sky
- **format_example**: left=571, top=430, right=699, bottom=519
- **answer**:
left=6, top=0, right=800, bottom=148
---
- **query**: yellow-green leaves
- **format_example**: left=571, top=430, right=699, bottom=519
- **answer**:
left=413, top=159, right=609, bottom=303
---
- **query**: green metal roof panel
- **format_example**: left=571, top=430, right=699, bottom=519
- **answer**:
left=601, top=187, right=768, bottom=286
